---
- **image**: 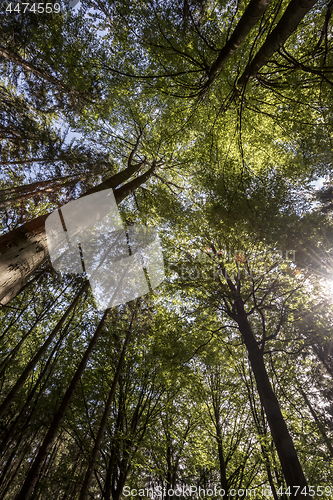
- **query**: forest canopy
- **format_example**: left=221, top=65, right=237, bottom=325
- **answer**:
left=0, top=0, right=333, bottom=499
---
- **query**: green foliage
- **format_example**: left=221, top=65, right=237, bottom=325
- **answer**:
left=1, top=0, right=333, bottom=498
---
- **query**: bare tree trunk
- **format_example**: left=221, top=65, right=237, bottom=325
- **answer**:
left=0, top=212, right=50, bottom=307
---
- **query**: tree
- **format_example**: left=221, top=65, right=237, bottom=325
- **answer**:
left=1, top=0, right=333, bottom=497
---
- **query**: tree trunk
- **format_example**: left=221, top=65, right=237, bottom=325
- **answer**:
left=211, top=393, right=228, bottom=495
left=0, top=292, right=35, bottom=337
left=0, top=162, right=155, bottom=307
left=0, top=281, right=70, bottom=375
left=15, top=308, right=111, bottom=500
left=0, top=174, right=75, bottom=198
left=0, top=158, right=52, bottom=166
left=249, top=389, right=279, bottom=500
left=79, top=323, right=134, bottom=500
left=215, top=421, right=228, bottom=495
left=0, top=307, right=75, bottom=456
left=0, top=175, right=89, bottom=208
left=234, top=299, right=311, bottom=499
left=0, top=429, right=39, bottom=497
left=0, top=266, right=47, bottom=310
left=237, top=0, right=318, bottom=87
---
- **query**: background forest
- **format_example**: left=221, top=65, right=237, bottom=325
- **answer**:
left=1, top=0, right=333, bottom=499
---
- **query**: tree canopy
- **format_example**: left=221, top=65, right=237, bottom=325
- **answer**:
left=0, top=0, right=333, bottom=499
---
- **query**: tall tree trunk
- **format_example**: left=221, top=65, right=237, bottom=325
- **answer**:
left=205, top=0, right=272, bottom=87
left=79, top=322, right=134, bottom=500
left=0, top=269, right=47, bottom=313
left=211, top=393, right=228, bottom=495
left=215, top=421, right=228, bottom=495
left=214, top=425, right=227, bottom=494
left=0, top=430, right=39, bottom=498
left=0, top=158, right=52, bottom=166
left=244, top=368, right=279, bottom=500
left=0, top=281, right=70, bottom=375
left=0, top=174, right=75, bottom=198
left=237, top=0, right=318, bottom=87
left=0, top=292, right=35, bottom=337
left=234, top=299, right=310, bottom=499
left=15, top=308, right=111, bottom=500
left=0, top=175, right=89, bottom=209
left=104, top=446, right=116, bottom=500
left=0, top=161, right=155, bottom=307
left=0, top=310, right=74, bottom=455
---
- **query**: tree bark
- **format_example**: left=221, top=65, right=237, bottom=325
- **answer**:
left=0, top=175, right=89, bottom=208
left=0, top=162, right=156, bottom=307
left=0, top=175, right=74, bottom=198
left=205, top=0, right=272, bottom=87
left=234, top=299, right=311, bottom=498
left=237, top=0, right=319, bottom=87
